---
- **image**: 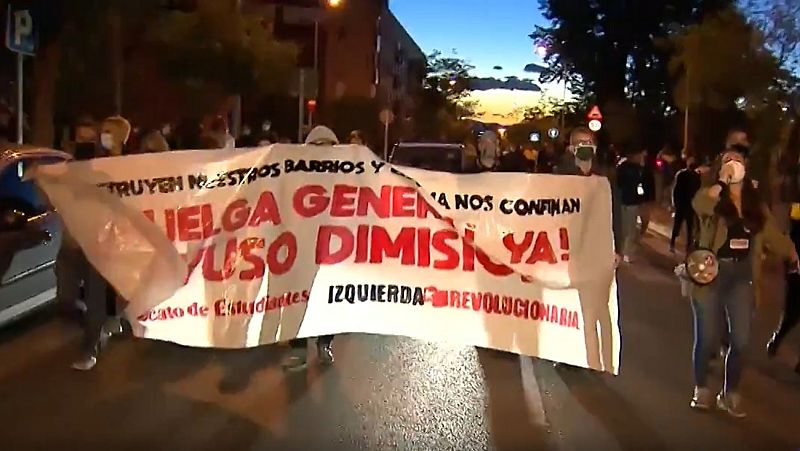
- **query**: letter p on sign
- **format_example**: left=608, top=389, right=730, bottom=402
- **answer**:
left=5, top=5, right=36, bottom=55
left=14, top=10, right=32, bottom=46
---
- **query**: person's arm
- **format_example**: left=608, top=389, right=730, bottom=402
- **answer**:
left=761, top=207, right=798, bottom=262
left=692, top=182, right=723, bottom=217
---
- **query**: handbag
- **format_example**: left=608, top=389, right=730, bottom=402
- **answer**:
left=683, top=214, right=720, bottom=285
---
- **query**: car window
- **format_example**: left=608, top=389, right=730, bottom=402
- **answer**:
left=391, top=147, right=464, bottom=173
left=0, top=161, right=46, bottom=216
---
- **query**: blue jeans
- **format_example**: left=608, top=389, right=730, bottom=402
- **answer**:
left=691, top=259, right=754, bottom=393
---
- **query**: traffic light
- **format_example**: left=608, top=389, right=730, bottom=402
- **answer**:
left=307, top=99, right=317, bottom=114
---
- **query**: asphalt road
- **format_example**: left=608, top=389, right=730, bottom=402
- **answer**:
left=1, top=233, right=799, bottom=451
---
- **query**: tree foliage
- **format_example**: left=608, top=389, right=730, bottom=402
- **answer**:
left=667, top=8, right=779, bottom=111
left=415, top=50, right=478, bottom=140
left=150, top=0, right=297, bottom=101
left=531, top=0, right=734, bottom=146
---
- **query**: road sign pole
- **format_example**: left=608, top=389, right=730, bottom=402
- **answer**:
left=383, top=121, right=389, bottom=160
left=298, top=69, right=305, bottom=143
left=16, top=52, right=23, bottom=144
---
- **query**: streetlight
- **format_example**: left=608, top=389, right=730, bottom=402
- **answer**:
left=308, top=0, right=343, bottom=129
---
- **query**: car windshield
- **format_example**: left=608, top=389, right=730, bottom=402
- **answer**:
left=390, top=146, right=463, bottom=173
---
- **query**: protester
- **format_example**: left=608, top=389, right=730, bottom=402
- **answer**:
left=55, top=118, right=97, bottom=322
left=348, top=130, right=366, bottom=146
left=767, top=161, right=800, bottom=375
left=201, top=116, right=234, bottom=149
left=670, top=155, right=702, bottom=253
left=689, top=144, right=798, bottom=417
left=477, top=131, right=500, bottom=171
left=140, top=129, right=171, bottom=153
left=640, top=152, right=657, bottom=238
left=282, top=125, right=339, bottom=371
left=551, top=126, right=622, bottom=372
left=616, top=148, right=647, bottom=262
left=68, top=115, right=132, bottom=370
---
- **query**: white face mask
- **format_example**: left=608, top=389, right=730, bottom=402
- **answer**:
left=724, top=160, right=746, bottom=184
left=100, top=132, right=114, bottom=150
left=161, top=125, right=172, bottom=136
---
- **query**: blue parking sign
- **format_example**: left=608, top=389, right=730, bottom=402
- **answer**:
left=5, top=4, right=37, bottom=55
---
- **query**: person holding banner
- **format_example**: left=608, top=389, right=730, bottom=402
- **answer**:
left=282, top=125, right=341, bottom=371
left=555, top=126, right=622, bottom=372
left=689, top=145, right=797, bottom=417
left=67, top=115, right=132, bottom=370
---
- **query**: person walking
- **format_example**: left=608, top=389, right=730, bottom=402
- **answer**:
left=552, top=126, right=622, bottom=372
left=689, top=145, right=797, bottom=417
left=282, top=125, right=339, bottom=371
left=671, top=155, right=702, bottom=253
left=616, top=148, right=647, bottom=262
left=70, top=115, right=132, bottom=371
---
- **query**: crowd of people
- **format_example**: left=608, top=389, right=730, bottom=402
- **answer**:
left=48, top=113, right=800, bottom=418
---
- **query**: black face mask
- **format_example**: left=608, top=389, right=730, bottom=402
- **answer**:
left=74, top=143, right=96, bottom=161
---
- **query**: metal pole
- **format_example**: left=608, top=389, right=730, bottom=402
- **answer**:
left=16, top=53, right=23, bottom=144
left=310, top=20, right=319, bottom=127
left=298, top=69, right=306, bottom=143
left=383, top=121, right=389, bottom=160
left=560, top=69, right=567, bottom=131
left=683, top=67, right=690, bottom=155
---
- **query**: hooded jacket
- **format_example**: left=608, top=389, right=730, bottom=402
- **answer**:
left=305, top=126, right=339, bottom=146
left=100, top=116, right=131, bottom=157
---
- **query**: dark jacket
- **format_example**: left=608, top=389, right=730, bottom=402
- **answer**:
left=555, top=153, right=623, bottom=255
left=672, top=167, right=701, bottom=209
left=616, top=160, right=645, bottom=206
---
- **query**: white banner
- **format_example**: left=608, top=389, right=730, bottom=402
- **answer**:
left=33, top=145, right=620, bottom=373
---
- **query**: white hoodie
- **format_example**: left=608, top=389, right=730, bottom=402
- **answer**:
left=305, top=126, right=339, bottom=146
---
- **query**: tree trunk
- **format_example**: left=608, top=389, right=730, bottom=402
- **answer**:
left=31, top=39, right=61, bottom=147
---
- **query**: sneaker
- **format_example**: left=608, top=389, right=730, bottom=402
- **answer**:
left=716, top=392, right=746, bottom=418
left=766, top=334, right=779, bottom=358
left=281, top=354, right=307, bottom=372
left=318, top=343, right=334, bottom=365
left=71, top=355, right=98, bottom=371
left=690, top=387, right=713, bottom=410
left=103, top=317, right=124, bottom=338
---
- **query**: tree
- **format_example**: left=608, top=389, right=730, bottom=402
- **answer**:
left=33, top=0, right=296, bottom=146
left=531, top=0, right=734, bottom=146
left=150, top=0, right=296, bottom=111
left=415, top=50, right=478, bottom=141
left=668, top=8, right=784, bottom=159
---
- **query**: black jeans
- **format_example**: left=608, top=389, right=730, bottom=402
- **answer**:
left=289, top=335, right=334, bottom=349
left=671, top=206, right=695, bottom=250
left=772, top=272, right=800, bottom=348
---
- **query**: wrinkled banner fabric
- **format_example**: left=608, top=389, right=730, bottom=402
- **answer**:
left=33, top=144, right=620, bottom=373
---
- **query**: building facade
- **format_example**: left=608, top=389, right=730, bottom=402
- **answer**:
left=245, top=0, right=425, bottom=141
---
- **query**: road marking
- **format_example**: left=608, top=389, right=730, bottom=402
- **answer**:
left=519, top=355, right=548, bottom=427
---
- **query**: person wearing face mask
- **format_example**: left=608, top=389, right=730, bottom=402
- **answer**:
left=477, top=131, right=500, bottom=172
left=688, top=144, right=798, bottom=417
left=281, top=125, right=340, bottom=372
left=615, top=147, right=647, bottom=263
left=55, top=118, right=98, bottom=322
left=552, top=126, right=622, bottom=372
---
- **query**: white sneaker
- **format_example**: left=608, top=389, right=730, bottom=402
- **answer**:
left=281, top=354, right=307, bottom=372
left=690, top=386, right=713, bottom=410
left=71, top=355, right=97, bottom=371
left=318, top=344, right=334, bottom=365
left=717, top=392, right=746, bottom=419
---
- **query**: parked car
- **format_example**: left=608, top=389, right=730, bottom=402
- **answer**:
left=0, top=146, right=69, bottom=327
left=389, top=143, right=476, bottom=174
